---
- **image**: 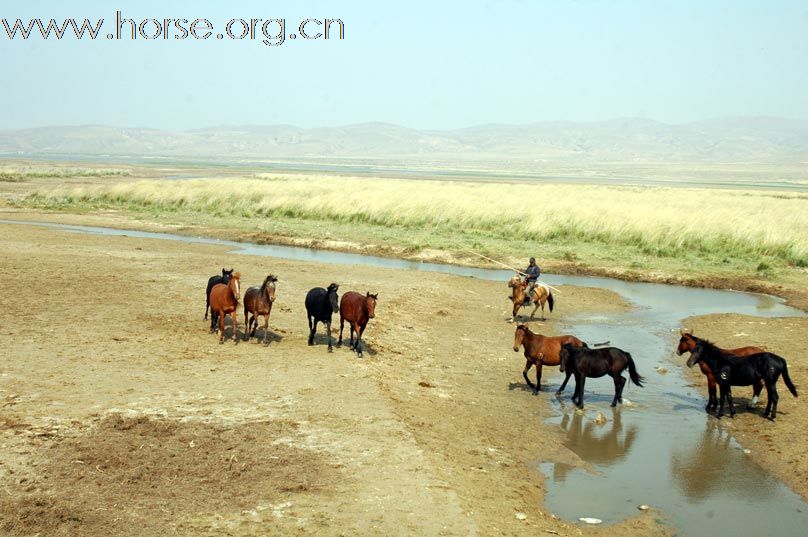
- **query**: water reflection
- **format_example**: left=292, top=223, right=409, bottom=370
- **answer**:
left=671, top=420, right=774, bottom=502
left=555, top=406, right=638, bottom=477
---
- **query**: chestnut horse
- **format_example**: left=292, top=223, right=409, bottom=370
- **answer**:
left=676, top=331, right=764, bottom=412
left=339, top=291, right=377, bottom=358
left=205, top=268, right=233, bottom=320
left=512, top=324, right=588, bottom=394
left=209, top=271, right=241, bottom=344
left=508, top=274, right=554, bottom=322
left=243, top=274, right=277, bottom=344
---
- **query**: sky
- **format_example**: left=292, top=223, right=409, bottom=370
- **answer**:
left=1, top=0, right=807, bottom=130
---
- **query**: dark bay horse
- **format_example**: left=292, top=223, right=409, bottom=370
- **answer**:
left=559, top=343, right=645, bottom=409
left=305, top=283, right=339, bottom=351
left=243, top=274, right=278, bottom=345
left=677, top=331, right=765, bottom=411
left=508, top=274, right=554, bottom=321
left=339, top=291, right=377, bottom=358
left=205, top=268, right=233, bottom=320
left=209, top=271, right=241, bottom=344
left=512, top=324, right=587, bottom=394
left=686, top=339, right=797, bottom=420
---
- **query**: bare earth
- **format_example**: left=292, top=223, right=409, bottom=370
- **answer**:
left=0, top=218, right=803, bottom=536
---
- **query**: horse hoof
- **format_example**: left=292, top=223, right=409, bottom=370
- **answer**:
left=357, top=353, right=363, bottom=358
left=328, top=347, right=333, bottom=353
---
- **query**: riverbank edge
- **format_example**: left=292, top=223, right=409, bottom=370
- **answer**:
left=3, top=207, right=805, bottom=312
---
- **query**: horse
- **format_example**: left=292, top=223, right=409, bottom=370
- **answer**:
left=339, top=291, right=378, bottom=358
left=243, top=274, right=278, bottom=345
left=686, top=339, right=797, bottom=420
left=559, top=343, right=645, bottom=409
left=209, top=271, right=241, bottom=344
left=508, top=274, right=554, bottom=322
left=305, top=283, right=339, bottom=351
left=676, top=331, right=765, bottom=412
left=512, top=324, right=588, bottom=394
left=205, top=268, right=233, bottom=320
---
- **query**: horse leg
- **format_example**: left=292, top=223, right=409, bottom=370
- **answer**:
left=557, top=371, right=572, bottom=395
left=522, top=360, right=536, bottom=391
left=356, top=324, right=366, bottom=357
left=326, top=318, right=333, bottom=352
left=576, top=375, right=586, bottom=409
left=749, top=380, right=763, bottom=408
left=338, top=316, right=344, bottom=347
left=218, top=312, right=225, bottom=343
left=529, top=301, right=540, bottom=320
left=706, top=374, right=718, bottom=412
left=765, top=381, right=779, bottom=420
left=308, top=316, right=316, bottom=345
left=612, top=375, right=626, bottom=406
left=263, top=314, right=270, bottom=345
left=534, top=362, right=544, bottom=394
left=232, top=311, right=239, bottom=344
left=725, top=386, right=735, bottom=418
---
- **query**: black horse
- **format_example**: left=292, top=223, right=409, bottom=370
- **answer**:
left=559, top=343, right=645, bottom=409
left=686, top=339, right=798, bottom=420
left=205, top=268, right=233, bottom=320
left=305, top=283, right=339, bottom=351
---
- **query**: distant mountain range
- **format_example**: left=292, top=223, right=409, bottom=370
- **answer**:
left=1, top=117, right=807, bottom=163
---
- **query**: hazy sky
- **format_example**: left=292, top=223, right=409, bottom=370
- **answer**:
left=2, top=0, right=807, bottom=130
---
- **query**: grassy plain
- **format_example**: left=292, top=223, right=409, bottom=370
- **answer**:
left=3, top=160, right=807, bottom=307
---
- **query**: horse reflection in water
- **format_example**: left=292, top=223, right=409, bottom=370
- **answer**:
left=671, top=420, right=773, bottom=500
left=551, top=407, right=638, bottom=481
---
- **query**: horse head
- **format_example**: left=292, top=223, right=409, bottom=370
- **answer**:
left=222, top=268, right=234, bottom=282
left=230, top=272, right=241, bottom=301
left=686, top=340, right=724, bottom=369
left=513, top=324, right=528, bottom=352
left=676, top=331, right=696, bottom=356
left=263, top=274, right=278, bottom=303
left=327, top=283, right=339, bottom=311
left=366, top=292, right=378, bottom=319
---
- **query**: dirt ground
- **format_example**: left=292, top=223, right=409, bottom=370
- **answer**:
left=0, top=216, right=803, bottom=536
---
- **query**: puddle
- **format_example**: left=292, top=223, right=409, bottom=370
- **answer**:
left=2, top=218, right=807, bottom=534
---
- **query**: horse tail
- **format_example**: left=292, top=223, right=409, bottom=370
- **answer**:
left=626, top=352, right=645, bottom=388
left=548, top=291, right=554, bottom=312
left=782, top=362, right=798, bottom=397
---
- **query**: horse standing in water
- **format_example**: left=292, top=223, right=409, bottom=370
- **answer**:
left=676, top=331, right=765, bottom=412
left=508, top=274, right=554, bottom=321
left=205, top=268, right=233, bottom=320
left=209, top=271, right=241, bottom=344
left=243, top=274, right=278, bottom=345
left=512, top=324, right=588, bottom=394
left=686, top=340, right=797, bottom=420
left=559, top=343, right=645, bottom=409
left=305, top=283, right=339, bottom=351
left=339, top=291, right=378, bottom=358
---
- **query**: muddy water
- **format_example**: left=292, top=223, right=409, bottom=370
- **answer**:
left=3, top=218, right=807, bottom=534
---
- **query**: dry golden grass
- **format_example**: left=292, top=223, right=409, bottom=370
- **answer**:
left=26, top=174, right=808, bottom=266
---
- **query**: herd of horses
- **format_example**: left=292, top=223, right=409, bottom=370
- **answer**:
left=204, top=266, right=797, bottom=421
left=512, top=322, right=798, bottom=420
left=204, top=268, right=378, bottom=357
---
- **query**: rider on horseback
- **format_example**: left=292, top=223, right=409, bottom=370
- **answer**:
left=523, top=257, right=540, bottom=305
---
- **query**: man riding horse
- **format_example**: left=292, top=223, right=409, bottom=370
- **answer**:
left=523, top=257, right=540, bottom=305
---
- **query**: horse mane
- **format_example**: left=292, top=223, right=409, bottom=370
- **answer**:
left=261, top=274, right=278, bottom=291
left=694, top=337, right=724, bottom=358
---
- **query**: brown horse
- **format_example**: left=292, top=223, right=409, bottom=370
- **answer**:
left=676, top=331, right=764, bottom=412
left=243, top=274, right=277, bottom=345
left=339, top=291, right=377, bottom=358
left=209, top=271, right=241, bottom=344
left=508, top=274, right=554, bottom=322
left=513, top=324, right=588, bottom=393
